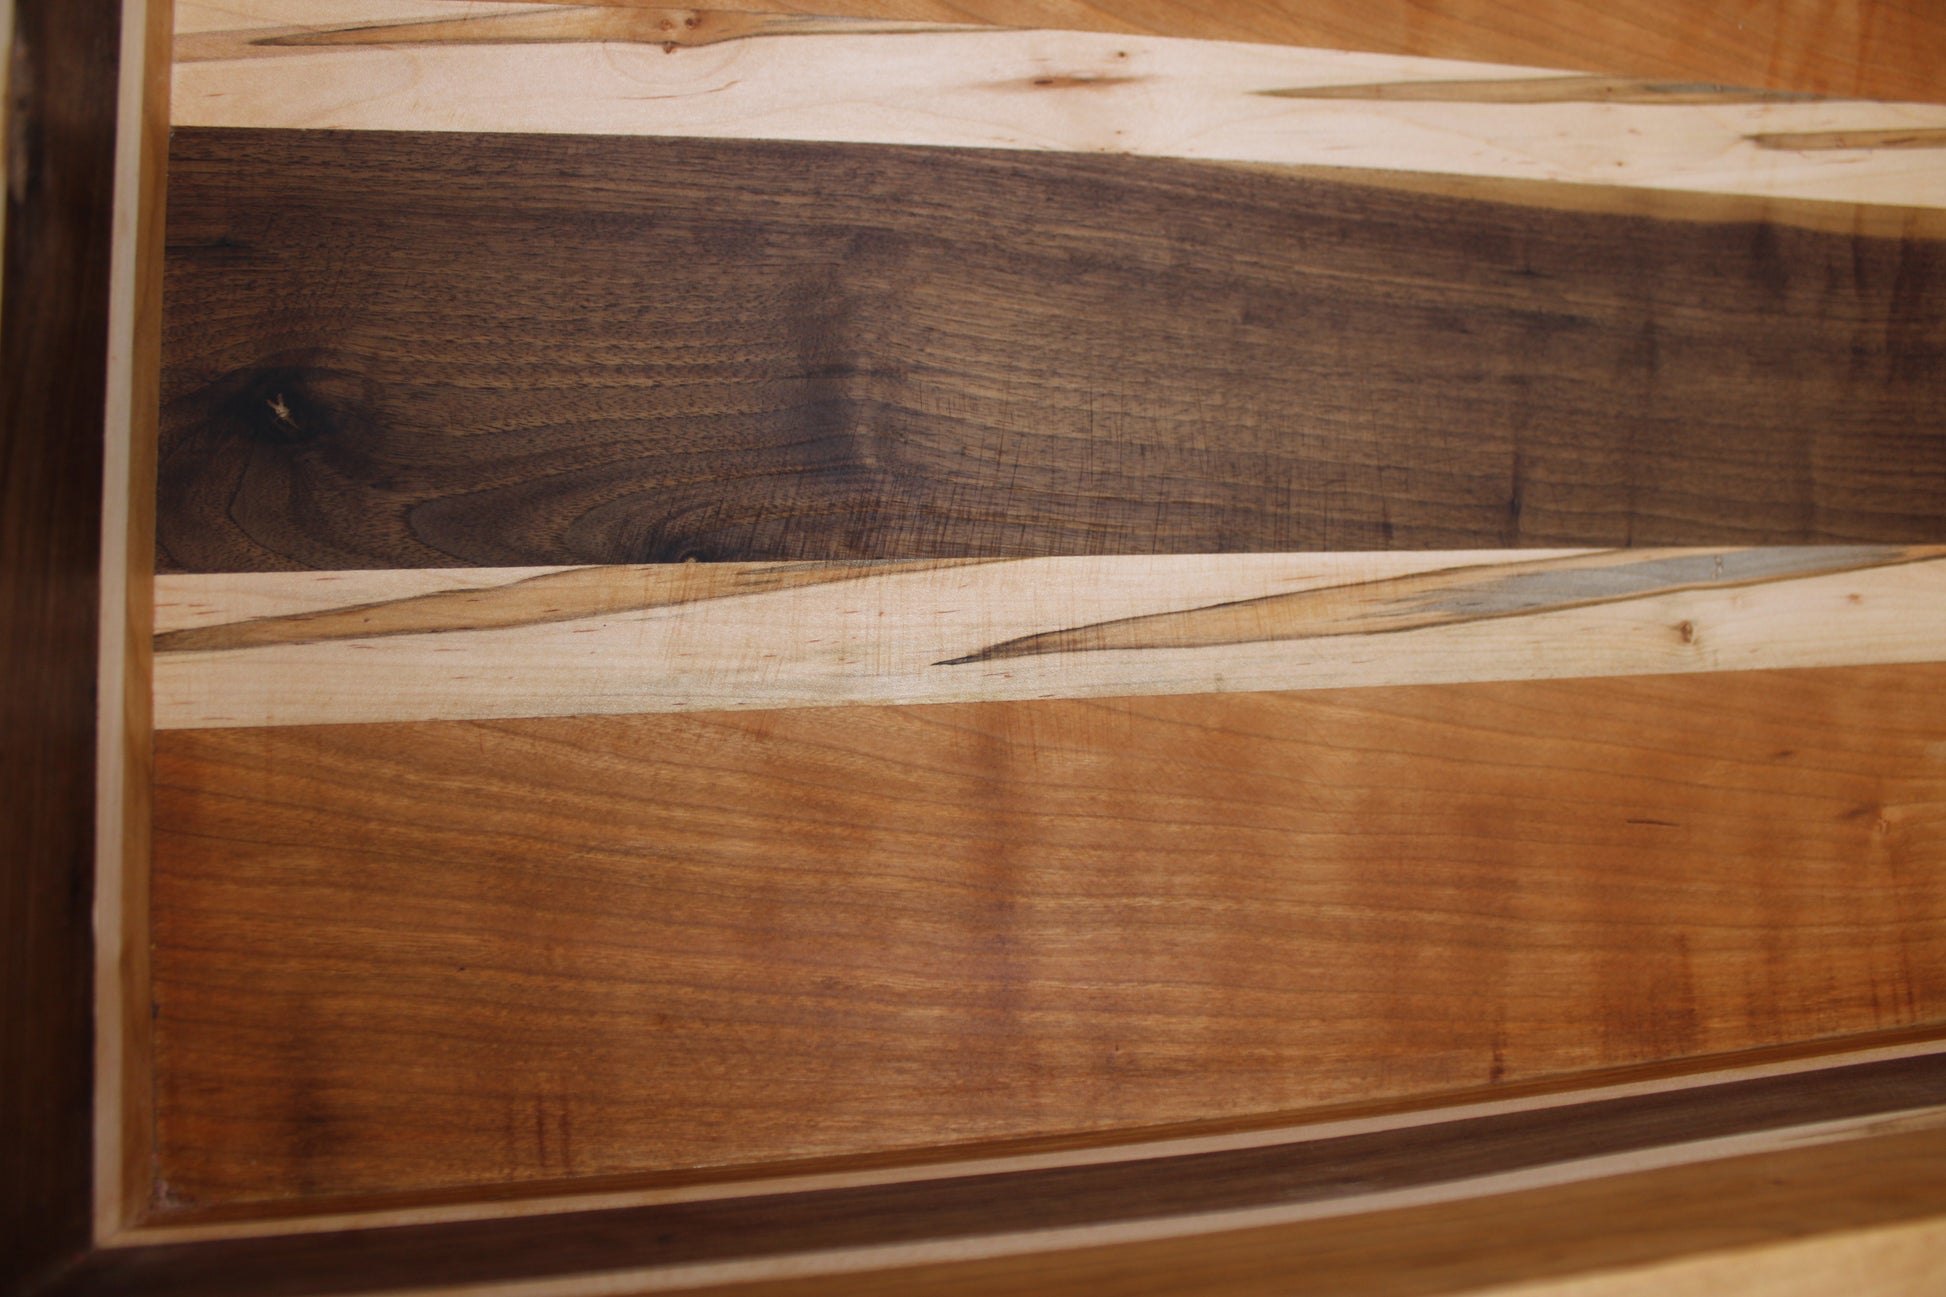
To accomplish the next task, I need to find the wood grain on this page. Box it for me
[384,0,1946,109]
[26,0,1946,1291]
[114,1030,1946,1240]
[0,0,124,1285]
[699,1122,1946,1297]
[169,4,1946,209]
[159,129,1946,570]
[96,0,170,1241]
[151,547,1946,727]
[51,1060,1946,1292]
[152,663,1946,1211]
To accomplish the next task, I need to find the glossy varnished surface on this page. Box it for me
[158,129,1946,569]
[152,665,1946,1210]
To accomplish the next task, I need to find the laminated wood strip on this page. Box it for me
[672,1122,1946,1297]
[152,547,1946,728]
[152,664,1946,1210]
[158,130,1946,570]
[370,0,1946,108]
[69,1062,1946,1291]
[169,4,1946,209]
[96,0,173,1242]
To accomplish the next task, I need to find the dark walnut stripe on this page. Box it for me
[0,0,124,1288]
[158,130,1946,571]
[150,664,1946,1211]
[77,1056,1946,1295]
[672,1122,1946,1297]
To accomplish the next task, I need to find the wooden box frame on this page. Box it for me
[7,2,1946,1293]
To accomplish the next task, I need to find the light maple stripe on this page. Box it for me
[171,1,1946,208]
[153,546,1946,729]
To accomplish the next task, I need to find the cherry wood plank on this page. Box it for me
[158,129,1946,571]
[69,1058,1946,1293]
[152,664,1946,1212]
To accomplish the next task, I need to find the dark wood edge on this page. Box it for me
[0,0,123,1291]
[708,1119,1946,1297]
[41,1053,1946,1297]
[135,1021,1946,1232]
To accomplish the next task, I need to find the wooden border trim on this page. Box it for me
[702,1121,1946,1297]
[113,1028,1946,1242]
[0,0,124,1289]
[121,1020,1946,1230]
[93,0,169,1243]
[51,1053,1946,1296]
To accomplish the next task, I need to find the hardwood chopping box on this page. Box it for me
[7,2,1946,1294]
